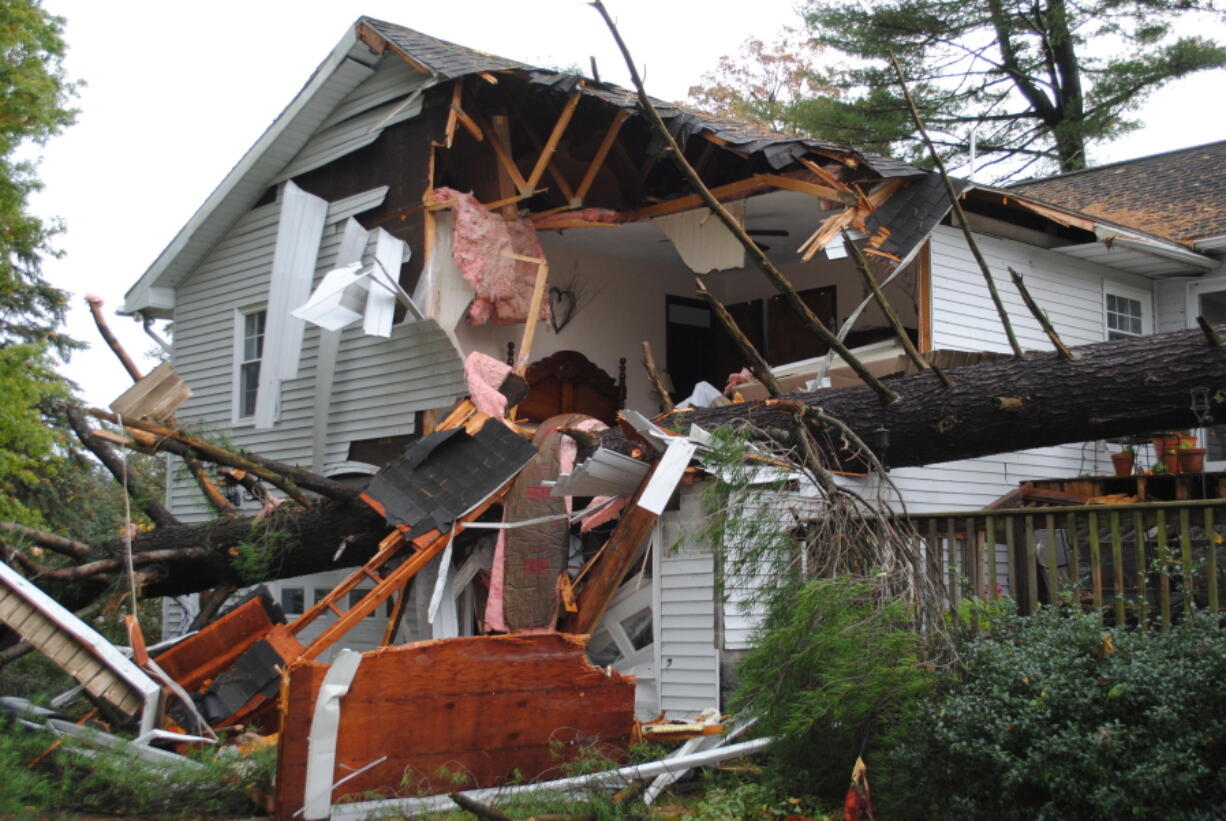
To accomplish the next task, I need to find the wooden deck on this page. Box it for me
[904,497,1226,627]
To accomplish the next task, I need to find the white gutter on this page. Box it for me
[1194,234,1226,255]
[1099,230,1219,272]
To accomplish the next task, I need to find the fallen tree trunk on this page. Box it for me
[9,324,1225,602]
[632,324,1226,469]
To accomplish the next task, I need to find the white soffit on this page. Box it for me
[1054,242,1213,277]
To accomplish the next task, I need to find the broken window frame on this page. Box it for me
[233,306,268,423]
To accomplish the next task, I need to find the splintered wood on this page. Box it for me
[274,633,636,818]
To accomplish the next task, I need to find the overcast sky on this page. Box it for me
[29,0,1226,406]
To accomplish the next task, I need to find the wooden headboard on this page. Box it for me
[513,349,627,426]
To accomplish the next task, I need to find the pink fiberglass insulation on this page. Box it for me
[436,186,553,326]
[464,351,513,418]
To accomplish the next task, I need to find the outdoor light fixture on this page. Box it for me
[1191,386,1214,426]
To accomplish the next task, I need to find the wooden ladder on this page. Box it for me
[288,482,511,662]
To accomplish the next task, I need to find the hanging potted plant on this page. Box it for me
[1179,438,1207,473]
[1110,446,1135,477]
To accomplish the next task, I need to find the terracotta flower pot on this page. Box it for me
[1153,433,1178,458]
[1179,433,1199,450]
[1163,450,1181,474]
[1111,451,1135,477]
[1180,447,1206,474]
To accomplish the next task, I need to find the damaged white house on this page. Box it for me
[120,18,1226,717]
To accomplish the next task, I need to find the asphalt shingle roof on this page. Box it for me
[1011,140,1226,245]
[361,17,924,178]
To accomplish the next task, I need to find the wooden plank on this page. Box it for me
[273,634,635,819]
[1066,510,1081,605]
[442,81,462,148]
[1181,507,1194,617]
[153,595,277,691]
[947,517,959,620]
[1089,510,1103,617]
[796,156,855,193]
[986,516,997,601]
[485,113,528,205]
[1045,512,1059,607]
[1020,515,1037,613]
[799,208,856,261]
[302,490,511,662]
[571,468,661,635]
[916,242,932,353]
[627,175,769,221]
[525,90,581,194]
[573,108,630,206]
[1134,510,1148,627]
[1110,512,1126,625]
[1005,516,1016,600]
[755,173,857,205]
[1157,508,1172,628]
[1208,508,1219,612]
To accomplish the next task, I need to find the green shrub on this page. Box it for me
[731,577,935,803]
[888,607,1226,819]
[0,724,275,817]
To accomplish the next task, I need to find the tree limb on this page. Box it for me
[0,522,92,561]
[63,403,180,528]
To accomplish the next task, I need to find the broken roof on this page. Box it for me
[1011,140,1226,247]
[122,17,1217,316]
[122,17,927,315]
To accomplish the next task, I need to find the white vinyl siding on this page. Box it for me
[884,225,1157,512]
[169,200,466,525]
[656,487,720,716]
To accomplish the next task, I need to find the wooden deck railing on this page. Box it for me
[902,499,1226,626]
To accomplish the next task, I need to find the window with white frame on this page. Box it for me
[1105,293,1143,340]
[236,309,266,419]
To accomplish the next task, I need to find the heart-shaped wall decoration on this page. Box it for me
[549,286,576,333]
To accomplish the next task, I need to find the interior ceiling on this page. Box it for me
[538,190,838,268]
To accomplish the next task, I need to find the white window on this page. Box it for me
[235,308,266,420]
[1105,293,1143,340]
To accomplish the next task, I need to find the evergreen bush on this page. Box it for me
[888,607,1226,819]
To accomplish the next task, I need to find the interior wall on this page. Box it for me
[704,250,918,333]
[450,239,697,415]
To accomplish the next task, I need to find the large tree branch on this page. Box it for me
[87,409,357,504]
[0,522,92,561]
[64,403,179,528]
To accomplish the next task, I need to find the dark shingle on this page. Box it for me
[360,18,926,178]
[363,421,537,538]
[1011,140,1226,244]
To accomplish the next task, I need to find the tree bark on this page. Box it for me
[617,324,1226,470]
[14,324,1226,602]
